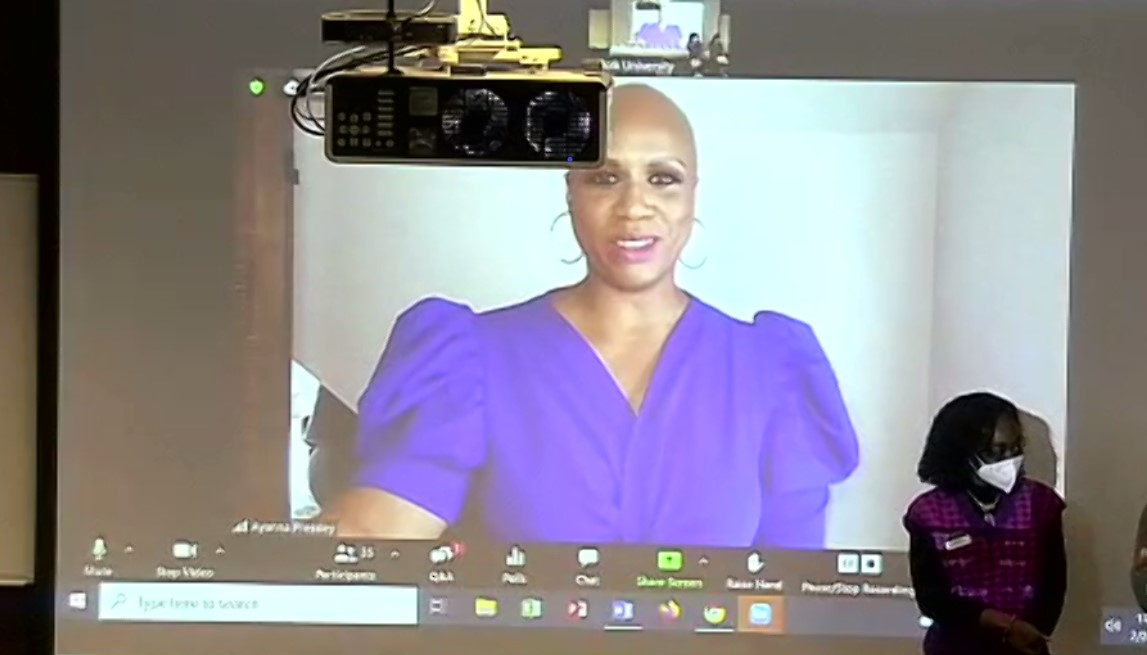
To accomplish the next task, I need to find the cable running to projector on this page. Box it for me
[291,0,436,137]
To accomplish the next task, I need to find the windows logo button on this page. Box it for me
[749,602,773,626]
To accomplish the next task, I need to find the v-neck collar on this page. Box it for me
[537,292,700,420]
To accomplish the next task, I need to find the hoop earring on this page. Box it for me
[550,211,585,265]
[679,217,708,270]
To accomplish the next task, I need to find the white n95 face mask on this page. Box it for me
[976,455,1023,494]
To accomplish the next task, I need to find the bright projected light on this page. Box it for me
[58,9,1088,653]
[55,71,1076,652]
[55,73,1073,651]
[58,75,1068,644]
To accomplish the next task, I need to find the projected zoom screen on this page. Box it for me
[284,79,1072,632]
[61,77,1075,647]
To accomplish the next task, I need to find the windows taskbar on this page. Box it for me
[61,582,930,639]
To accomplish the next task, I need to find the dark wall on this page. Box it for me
[0,0,58,654]
[0,590,34,654]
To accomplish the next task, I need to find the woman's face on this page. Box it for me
[565,88,697,293]
[977,416,1024,464]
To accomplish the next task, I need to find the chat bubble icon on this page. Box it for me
[577,547,600,568]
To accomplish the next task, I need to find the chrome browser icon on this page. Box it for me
[703,605,727,626]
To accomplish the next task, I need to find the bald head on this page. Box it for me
[608,84,697,170]
[564,84,699,294]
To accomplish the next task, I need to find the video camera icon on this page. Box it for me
[172,541,199,560]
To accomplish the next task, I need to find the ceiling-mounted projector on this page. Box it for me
[308,2,612,167]
[324,68,609,168]
[635,0,662,10]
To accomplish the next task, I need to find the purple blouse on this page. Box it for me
[355,293,860,548]
[636,23,684,50]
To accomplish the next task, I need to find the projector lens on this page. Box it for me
[441,88,510,157]
[525,92,593,160]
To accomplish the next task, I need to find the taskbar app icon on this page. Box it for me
[611,600,635,622]
[703,604,729,626]
[736,596,786,634]
[475,597,499,618]
[568,599,590,620]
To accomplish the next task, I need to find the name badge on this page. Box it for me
[944,534,973,551]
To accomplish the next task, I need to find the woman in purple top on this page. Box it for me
[635,13,684,50]
[905,393,1067,655]
[331,84,860,548]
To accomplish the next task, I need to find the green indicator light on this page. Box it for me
[248,78,267,97]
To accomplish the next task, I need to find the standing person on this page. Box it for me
[707,34,729,76]
[686,32,705,76]
[905,392,1067,655]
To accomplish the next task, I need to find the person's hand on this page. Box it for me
[981,611,1047,655]
[1005,619,1048,655]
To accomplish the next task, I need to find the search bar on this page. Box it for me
[97,582,419,625]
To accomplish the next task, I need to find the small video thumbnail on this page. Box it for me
[588,0,732,77]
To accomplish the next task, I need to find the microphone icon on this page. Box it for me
[91,537,109,562]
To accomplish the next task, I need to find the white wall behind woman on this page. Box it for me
[929,84,1074,492]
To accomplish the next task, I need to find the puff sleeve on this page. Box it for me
[353,298,486,526]
[754,312,860,547]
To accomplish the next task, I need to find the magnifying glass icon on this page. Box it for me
[111,594,126,609]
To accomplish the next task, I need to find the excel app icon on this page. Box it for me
[657,550,684,572]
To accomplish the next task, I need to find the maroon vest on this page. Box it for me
[906,479,1064,654]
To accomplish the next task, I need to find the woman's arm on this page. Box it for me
[328,488,447,539]
[907,518,1051,655]
[1025,513,1067,636]
[332,298,485,539]
[908,528,990,628]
